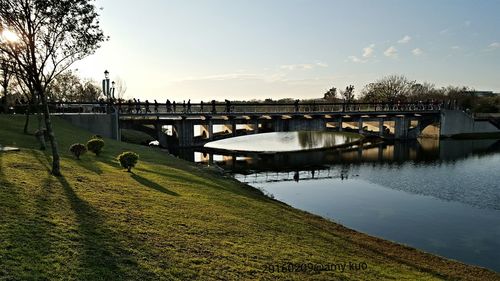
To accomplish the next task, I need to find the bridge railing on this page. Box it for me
[1,101,446,115]
[115,101,444,115]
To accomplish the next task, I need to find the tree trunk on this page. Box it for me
[38,88,61,176]
[2,82,8,114]
[33,94,46,149]
[23,105,30,134]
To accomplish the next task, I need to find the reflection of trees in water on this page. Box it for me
[296,131,356,149]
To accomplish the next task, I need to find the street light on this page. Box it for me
[102,70,110,100]
[111,81,116,99]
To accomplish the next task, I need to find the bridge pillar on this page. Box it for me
[273,116,285,132]
[338,117,343,132]
[208,153,214,165]
[394,117,410,139]
[208,119,214,140]
[408,119,422,139]
[379,120,384,137]
[250,116,259,134]
[229,117,237,136]
[358,119,364,134]
[202,116,214,140]
[175,118,195,147]
[313,116,327,131]
[208,121,214,140]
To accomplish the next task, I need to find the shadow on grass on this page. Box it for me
[137,167,267,201]
[27,150,158,280]
[131,173,179,196]
[0,153,52,279]
[74,156,103,175]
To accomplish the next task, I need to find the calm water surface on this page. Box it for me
[204,131,361,152]
[184,133,500,272]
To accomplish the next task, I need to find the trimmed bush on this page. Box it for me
[87,138,105,156]
[91,134,103,139]
[69,143,87,160]
[117,151,139,172]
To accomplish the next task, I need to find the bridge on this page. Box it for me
[32,101,500,148]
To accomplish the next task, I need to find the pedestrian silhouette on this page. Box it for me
[166,99,171,113]
[211,100,216,114]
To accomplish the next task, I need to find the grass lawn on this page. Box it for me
[0,115,498,280]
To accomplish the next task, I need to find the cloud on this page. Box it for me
[175,73,263,82]
[488,42,500,49]
[280,62,328,70]
[451,46,461,50]
[412,48,423,56]
[347,56,365,63]
[397,35,411,44]
[314,62,329,68]
[384,46,398,58]
[465,20,471,27]
[362,44,375,58]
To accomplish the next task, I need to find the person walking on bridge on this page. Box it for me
[127,99,132,114]
[182,100,186,113]
[225,99,231,113]
[294,99,299,112]
[154,99,159,113]
[173,101,177,113]
[211,100,216,114]
[166,99,171,113]
[136,99,141,114]
[145,100,151,113]
[187,99,192,113]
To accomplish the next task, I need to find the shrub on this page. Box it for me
[69,143,87,160]
[87,138,105,156]
[91,134,103,139]
[117,151,139,172]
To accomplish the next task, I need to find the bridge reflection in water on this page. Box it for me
[174,138,500,184]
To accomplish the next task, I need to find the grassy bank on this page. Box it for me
[0,115,498,280]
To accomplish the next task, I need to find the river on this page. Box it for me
[175,133,500,272]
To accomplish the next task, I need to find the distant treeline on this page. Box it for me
[234,75,500,113]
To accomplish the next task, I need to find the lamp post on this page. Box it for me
[102,70,110,100]
[111,81,116,99]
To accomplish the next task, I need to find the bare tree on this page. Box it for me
[113,77,127,100]
[341,85,355,102]
[0,0,106,176]
[0,56,13,113]
[360,75,414,102]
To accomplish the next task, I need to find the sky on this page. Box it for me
[73,0,500,101]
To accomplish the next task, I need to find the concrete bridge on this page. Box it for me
[51,101,500,148]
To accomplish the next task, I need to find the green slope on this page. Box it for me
[0,115,498,280]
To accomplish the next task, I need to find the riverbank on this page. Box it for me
[0,115,498,280]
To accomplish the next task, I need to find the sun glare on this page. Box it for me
[1,29,20,42]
